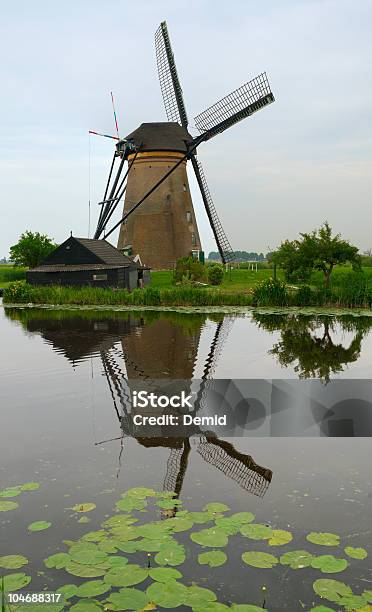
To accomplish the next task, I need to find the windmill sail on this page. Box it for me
[155,21,188,128]
[194,73,274,140]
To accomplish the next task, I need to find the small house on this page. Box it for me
[26,236,150,289]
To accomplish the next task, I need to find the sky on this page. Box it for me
[0,0,371,258]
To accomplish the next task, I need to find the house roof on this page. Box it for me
[123,122,193,153]
[72,237,136,266]
[29,263,131,272]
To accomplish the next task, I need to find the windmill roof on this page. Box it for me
[123,122,193,153]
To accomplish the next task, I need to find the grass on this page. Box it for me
[0,264,26,289]
[151,268,279,291]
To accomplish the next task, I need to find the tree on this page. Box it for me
[10,231,57,268]
[273,222,361,288]
[207,264,223,285]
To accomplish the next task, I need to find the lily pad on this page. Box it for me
[198,550,227,567]
[0,487,22,498]
[242,551,278,569]
[70,601,102,612]
[164,517,194,532]
[156,498,183,509]
[0,554,28,569]
[65,561,107,578]
[309,607,335,612]
[107,588,149,611]
[107,555,129,568]
[229,512,255,524]
[344,546,368,560]
[75,579,110,597]
[155,543,186,566]
[149,567,182,582]
[188,511,214,524]
[81,530,107,543]
[338,595,369,609]
[240,523,273,540]
[28,521,51,532]
[125,487,156,498]
[186,585,217,607]
[104,564,148,587]
[69,543,108,566]
[192,603,230,611]
[147,580,188,608]
[72,503,96,513]
[214,517,242,535]
[280,550,314,569]
[78,516,91,524]
[311,555,348,574]
[137,538,170,552]
[3,572,31,591]
[56,584,78,599]
[203,502,230,513]
[268,529,293,546]
[230,606,266,612]
[0,500,18,512]
[307,532,340,547]
[190,527,228,548]
[313,578,352,603]
[21,482,40,491]
[116,496,146,512]
[44,552,71,569]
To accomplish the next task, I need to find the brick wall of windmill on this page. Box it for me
[117,151,202,270]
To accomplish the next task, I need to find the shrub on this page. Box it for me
[173,257,205,284]
[207,264,223,286]
[252,278,288,306]
[295,285,312,306]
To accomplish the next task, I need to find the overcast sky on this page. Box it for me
[1,0,371,258]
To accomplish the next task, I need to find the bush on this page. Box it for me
[252,278,288,306]
[207,264,223,286]
[173,257,206,284]
[295,285,312,306]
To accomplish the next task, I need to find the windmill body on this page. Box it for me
[117,122,202,269]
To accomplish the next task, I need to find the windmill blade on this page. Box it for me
[155,21,188,127]
[194,72,274,140]
[190,155,235,264]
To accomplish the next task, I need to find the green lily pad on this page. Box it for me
[102,514,137,528]
[186,585,217,607]
[229,512,255,524]
[44,552,71,569]
[81,530,107,543]
[242,551,278,569]
[104,563,148,587]
[69,543,108,566]
[280,550,314,569]
[107,588,149,610]
[56,584,78,599]
[344,546,368,560]
[190,527,228,548]
[28,521,51,532]
[0,554,28,569]
[116,496,146,512]
[107,555,129,568]
[363,589,372,603]
[3,572,31,591]
[188,511,214,524]
[240,523,273,540]
[98,539,119,553]
[198,550,227,567]
[78,516,91,524]
[307,532,340,547]
[268,529,293,546]
[155,543,186,566]
[0,500,18,512]
[230,606,266,612]
[137,538,170,552]
[75,579,110,597]
[203,502,230,513]
[338,595,369,609]
[147,580,188,608]
[309,607,335,612]
[156,498,183,509]
[125,487,156,498]
[15,605,65,611]
[20,482,40,491]
[109,525,138,541]
[115,541,140,554]
[70,601,102,612]
[192,603,230,611]
[0,487,22,498]
[136,522,171,540]
[149,567,183,582]
[72,503,96,513]
[214,517,242,535]
[313,578,352,603]
[164,517,194,532]
[65,561,107,578]
[311,555,348,574]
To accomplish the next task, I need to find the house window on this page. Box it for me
[186,211,192,223]
[191,233,196,246]
[93,274,108,281]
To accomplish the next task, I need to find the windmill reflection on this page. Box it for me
[5,308,273,501]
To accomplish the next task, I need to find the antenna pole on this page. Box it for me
[110,91,120,140]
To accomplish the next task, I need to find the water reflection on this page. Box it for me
[5,308,273,500]
[252,313,372,382]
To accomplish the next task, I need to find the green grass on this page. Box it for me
[0,264,26,289]
[150,268,279,292]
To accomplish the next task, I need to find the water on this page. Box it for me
[1,305,372,610]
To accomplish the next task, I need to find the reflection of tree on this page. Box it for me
[253,314,372,383]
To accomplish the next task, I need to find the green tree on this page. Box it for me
[10,231,57,268]
[274,222,360,288]
[207,264,223,285]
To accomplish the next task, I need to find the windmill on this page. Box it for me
[94,21,275,269]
